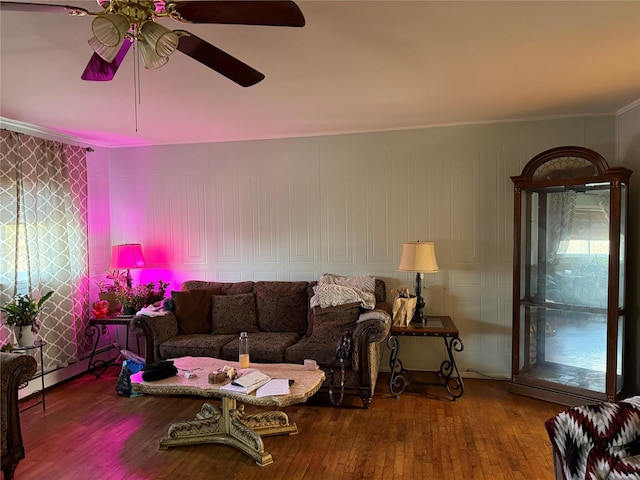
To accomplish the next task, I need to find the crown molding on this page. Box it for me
[617,98,640,116]
[0,117,96,149]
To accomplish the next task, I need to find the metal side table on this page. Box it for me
[387,315,464,400]
[14,340,47,411]
[85,315,138,377]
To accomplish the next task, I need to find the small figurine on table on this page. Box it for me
[91,300,110,319]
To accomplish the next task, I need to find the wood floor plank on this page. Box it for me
[12,370,565,479]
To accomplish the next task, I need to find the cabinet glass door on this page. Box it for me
[518,185,613,395]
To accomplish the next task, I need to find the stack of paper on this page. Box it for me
[256,379,291,397]
[220,370,271,394]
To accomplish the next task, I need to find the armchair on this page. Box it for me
[1,352,37,480]
[545,396,640,480]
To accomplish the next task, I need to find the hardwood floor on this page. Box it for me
[14,370,564,480]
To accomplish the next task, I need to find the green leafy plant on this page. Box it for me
[1,291,54,332]
[96,269,127,294]
[116,281,169,312]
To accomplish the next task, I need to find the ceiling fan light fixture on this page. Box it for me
[91,13,130,47]
[139,39,169,70]
[140,21,179,58]
[88,35,125,63]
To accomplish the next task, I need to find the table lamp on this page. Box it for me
[110,243,145,288]
[397,241,439,324]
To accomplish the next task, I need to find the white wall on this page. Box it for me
[106,115,617,378]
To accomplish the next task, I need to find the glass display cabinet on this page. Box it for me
[509,146,632,405]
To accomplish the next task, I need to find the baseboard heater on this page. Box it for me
[18,341,120,399]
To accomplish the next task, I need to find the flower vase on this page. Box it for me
[14,325,36,347]
[123,306,136,316]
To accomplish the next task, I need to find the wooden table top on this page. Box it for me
[89,315,134,325]
[130,356,325,408]
[390,315,459,337]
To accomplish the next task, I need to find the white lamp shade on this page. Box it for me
[398,241,439,273]
[91,13,129,47]
[139,39,170,69]
[88,36,123,63]
[110,243,145,270]
[141,21,179,57]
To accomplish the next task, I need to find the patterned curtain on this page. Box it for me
[0,129,91,371]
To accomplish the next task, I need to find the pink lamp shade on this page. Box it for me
[110,243,145,270]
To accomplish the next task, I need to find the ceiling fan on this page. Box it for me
[0,0,305,87]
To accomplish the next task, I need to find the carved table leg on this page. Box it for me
[85,323,108,378]
[159,398,298,467]
[439,337,465,400]
[241,409,298,437]
[387,335,408,398]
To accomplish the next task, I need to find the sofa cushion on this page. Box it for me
[254,281,310,334]
[158,334,236,359]
[171,290,213,334]
[181,280,254,295]
[211,293,260,335]
[306,302,360,337]
[284,336,341,367]
[307,303,361,344]
[220,332,300,363]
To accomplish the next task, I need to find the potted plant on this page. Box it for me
[96,269,127,314]
[1,291,53,347]
[116,280,169,315]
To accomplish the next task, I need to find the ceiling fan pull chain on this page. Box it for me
[133,38,140,133]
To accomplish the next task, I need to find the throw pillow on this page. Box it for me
[254,281,309,334]
[171,289,213,334]
[306,302,360,337]
[307,304,361,345]
[211,293,260,335]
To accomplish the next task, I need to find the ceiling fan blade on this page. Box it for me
[169,1,305,27]
[81,40,132,82]
[0,1,88,15]
[176,31,265,87]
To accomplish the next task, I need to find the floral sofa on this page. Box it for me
[545,396,640,480]
[132,275,391,407]
[1,352,37,480]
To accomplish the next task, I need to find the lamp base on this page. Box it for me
[411,272,426,325]
[410,299,426,324]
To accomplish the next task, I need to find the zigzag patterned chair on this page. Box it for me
[545,396,640,480]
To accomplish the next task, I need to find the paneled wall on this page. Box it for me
[106,115,617,378]
[617,101,640,392]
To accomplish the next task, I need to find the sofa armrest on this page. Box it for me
[131,312,179,364]
[351,311,391,376]
[375,301,392,315]
[1,352,37,471]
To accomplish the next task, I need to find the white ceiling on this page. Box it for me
[1,0,639,148]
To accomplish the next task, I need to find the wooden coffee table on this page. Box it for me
[130,356,325,467]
